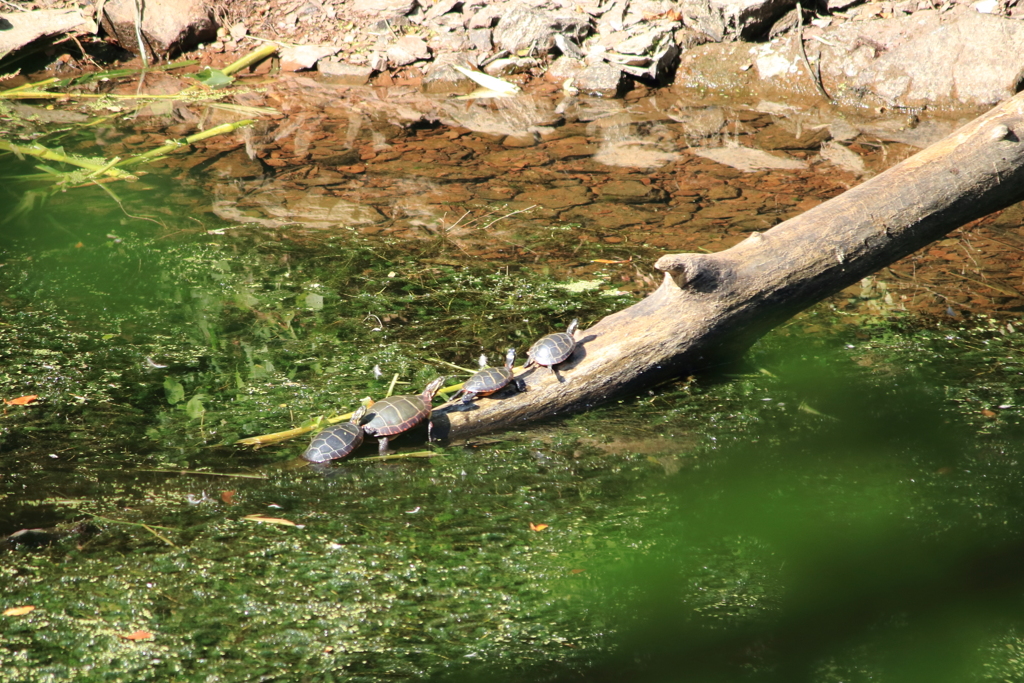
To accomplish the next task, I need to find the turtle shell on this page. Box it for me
[463,365,513,397]
[527,319,579,368]
[363,395,430,437]
[303,405,367,462]
[303,422,364,462]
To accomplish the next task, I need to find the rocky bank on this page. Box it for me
[2,0,1023,110]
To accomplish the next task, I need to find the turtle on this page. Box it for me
[523,319,579,375]
[363,376,446,455]
[302,405,367,463]
[453,348,518,404]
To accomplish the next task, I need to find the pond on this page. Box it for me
[3,77,1024,682]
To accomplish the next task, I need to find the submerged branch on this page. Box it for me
[0,139,136,179]
[117,119,256,167]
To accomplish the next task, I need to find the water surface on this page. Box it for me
[3,81,1024,681]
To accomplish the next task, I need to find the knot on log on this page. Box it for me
[654,253,725,292]
[989,120,1021,143]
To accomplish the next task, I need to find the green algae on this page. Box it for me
[8,299,1024,681]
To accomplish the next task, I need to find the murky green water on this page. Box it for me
[5,97,1024,683]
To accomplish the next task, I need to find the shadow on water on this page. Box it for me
[3,83,1024,681]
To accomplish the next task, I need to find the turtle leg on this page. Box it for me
[377,436,392,456]
[460,391,478,404]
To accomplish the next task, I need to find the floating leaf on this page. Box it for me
[4,395,38,406]
[163,378,185,405]
[529,522,548,532]
[194,67,234,89]
[243,514,299,527]
[119,630,154,641]
[185,394,206,420]
[3,605,35,616]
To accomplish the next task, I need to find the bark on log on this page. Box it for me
[430,91,1024,442]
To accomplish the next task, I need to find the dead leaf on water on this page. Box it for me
[119,630,154,641]
[4,395,38,406]
[529,522,548,532]
[3,605,35,616]
[243,514,301,527]
[221,490,236,505]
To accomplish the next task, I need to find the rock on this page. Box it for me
[352,0,418,17]
[708,0,795,40]
[466,5,501,29]
[0,9,96,56]
[690,146,807,172]
[468,28,493,52]
[598,0,627,33]
[483,57,539,76]
[206,149,265,179]
[387,35,431,66]
[369,159,497,181]
[752,121,831,150]
[213,194,386,229]
[545,56,587,83]
[820,141,869,177]
[429,31,470,53]
[423,53,478,93]
[561,202,656,229]
[674,26,713,50]
[439,95,562,135]
[680,0,727,42]
[280,45,338,71]
[513,185,592,208]
[424,0,461,21]
[503,132,538,147]
[594,141,679,168]
[605,52,652,67]
[596,180,668,203]
[6,102,89,124]
[575,62,627,97]
[545,136,598,159]
[274,196,386,227]
[615,27,668,55]
[318,60,375,84]
[101,0,215,56]
[492,4,591,55]
[554,33,585,59]
[816,10,1024,109]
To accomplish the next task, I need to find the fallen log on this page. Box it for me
[430,90,1024,442]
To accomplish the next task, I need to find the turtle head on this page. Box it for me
[566,318,579,336]
[349,404,368,424]
[504,348,516,369]
[421,376,447,402]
